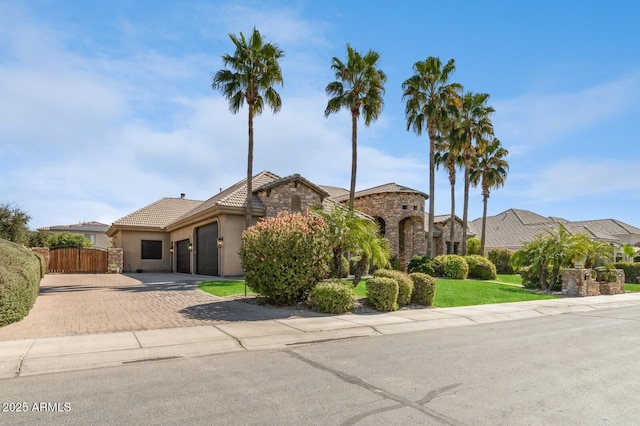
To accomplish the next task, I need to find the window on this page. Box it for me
[141,240,162,259]
[84,234,96,245]
[291,195,301,212]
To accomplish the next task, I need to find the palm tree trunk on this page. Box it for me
[480,189,488,255]
[427,125,436,258]
[246,107,254,229]
[349,113,358,211]
[461,160,470,255]
[448,166,456,254]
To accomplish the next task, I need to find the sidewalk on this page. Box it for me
[3,292,640,378]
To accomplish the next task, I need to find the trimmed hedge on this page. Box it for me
[373,269,413,306]
[407,255,439,276]
[240,212,330,305]
[366,276,398,311]
[410,272,436,306]
[488,248,514,274]
[308,280,355,314]
[0,238,41,326]
[434,254,469,279]
[615,262,640,283]
[465,255,497,280]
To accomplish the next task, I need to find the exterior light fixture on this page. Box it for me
[169,242,174,254]
[188,241,193,251]
[217,237,224,248]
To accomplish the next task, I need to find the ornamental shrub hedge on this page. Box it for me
[366,276,398,311]
[407,255,440,277]
[0,238,42,326]
[434,254,469,280]
[308,280,355,314]
[373,269,413,306]
[615,262,640,283]
[240,212,330,305]
[410,272,436,306]
[488,248,514,274]
[464,255,497,280]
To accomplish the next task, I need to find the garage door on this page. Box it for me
[196,222,218,276]
[176,239,191,273]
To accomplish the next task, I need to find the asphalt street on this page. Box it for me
[2,304,639,425]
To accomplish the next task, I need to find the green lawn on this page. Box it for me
[200,275,556,307]
[199,280,253,297]
[625,283,640,292]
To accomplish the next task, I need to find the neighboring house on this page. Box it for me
[468,208,640,256]
[107,171,431,276]
[38,221,112,249]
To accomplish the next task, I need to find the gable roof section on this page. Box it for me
[167,171,280,229]
[256,173,330,198]
[332,182,428,202]
[319,185,349,199]
[108,197,203,236]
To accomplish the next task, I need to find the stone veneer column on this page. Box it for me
[108,248,124,273]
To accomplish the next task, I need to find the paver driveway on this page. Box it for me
[0,273,323,341]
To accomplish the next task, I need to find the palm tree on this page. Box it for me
[402,57,461,258]
[325,45,386,211]
[434,131,464,254]
[456,91,494,255]
[470,137,508,255]
[212,28,284,228]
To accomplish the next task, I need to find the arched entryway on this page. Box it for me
[196,222,219,276]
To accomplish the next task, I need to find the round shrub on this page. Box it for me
[434,254,469,280]
[308,280,355,314]
[466,237,482,255]
[240,212,330,305]
[407,255,440,277]
[366,276,398,311]
[373,269,413,306]
[488,248,514,274]
[519,266,539,289]
[410,272,436,306]
[464,255,497,280]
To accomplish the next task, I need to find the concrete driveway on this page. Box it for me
[0,273,325,341]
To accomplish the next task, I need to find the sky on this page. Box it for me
[1,0,639,230]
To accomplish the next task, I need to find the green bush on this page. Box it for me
[465,255,497,280]
[240,212,330,305]
[308,280,355,314]
[373,269,413,306]
[47,232,91,248]
[488,248,514,274]
[33,251,46,278]
[434,254,469,279]
[389,255,402,271]
[466,237,482,255]
[366,276,398,311]
[0,238,42,326]
[410,272,436,306]
[407,255,440,276]
[519,266,538,289]
[615,262,640,283]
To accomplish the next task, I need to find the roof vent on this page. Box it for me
[180,193,185,199]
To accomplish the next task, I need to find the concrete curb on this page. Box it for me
[3,292,640,377]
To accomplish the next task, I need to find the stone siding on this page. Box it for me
[434,219,465,255]
[108,248,124,273]
[352,192,426,266]
[257,182,325,218]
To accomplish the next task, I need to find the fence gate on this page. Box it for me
[49,247,109,273]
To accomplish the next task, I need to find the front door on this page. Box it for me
[176,239,191,273]
[196,222,218,275]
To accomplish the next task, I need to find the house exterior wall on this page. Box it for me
[256,182,324,217]
[434,219,465,255]
[352,192,426,265]
[113,230,171,272]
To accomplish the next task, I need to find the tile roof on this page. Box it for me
[112,197,203,229]
[319,185,349,199]
[256,173,330,197]
[39,221,109,233]
[332,182,428,202]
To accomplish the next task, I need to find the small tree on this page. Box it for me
[28,230,52,247]
[240,212,330,305]
[466,237,482,255]
[0,203,31,245]
[622,244,636,262]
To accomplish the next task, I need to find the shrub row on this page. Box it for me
[615,262,640,283]
[0,238,42,326]
[411,254,498,281]
[366,269,436,311]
